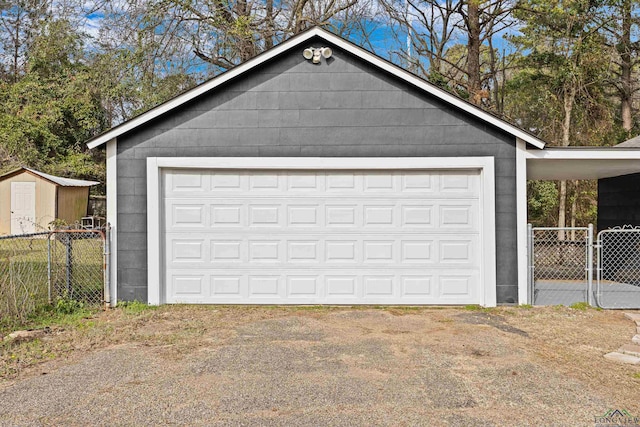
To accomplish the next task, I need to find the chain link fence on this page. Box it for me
[596,227,640,309]
[0,229,107,321]
[528,226,593,306]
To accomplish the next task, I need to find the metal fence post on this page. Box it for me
[104,223,111,309]
[596,229,603,306]
[527,223,533,305]
[64,233,73,298]
[47,234,52,304]
[587,223,594,306]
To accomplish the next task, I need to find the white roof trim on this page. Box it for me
[526,148,640,180]
[526,148,640,160]
[86,27,547,150]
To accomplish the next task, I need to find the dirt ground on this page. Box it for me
[0,305,639,426]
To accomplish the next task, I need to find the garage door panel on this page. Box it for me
[248,240,281,262]
[402,276,433,296]
[439,203,478,229]
[287,276,321,297]
[325,204,359,227]
[211,240,243,262]
[165,199,480,232]
[288,173,321,190]
[439,170,478,193]
[169,204,207,228]
[439,239,475,264]
[166,234,479,268]
[165,170,480,199]
[171,239,206,263]
[363,205,395,226]
[325,172,353,189]
[288,205,321,226]
[211,172,242,190]
[401,240,433,263]
[163,168,483,305]
[211,204,243,227]
[401,172,433,191]
[326,276,358,296]
[249,204,282,227]
[169,171,206,192]
[170,274,207,300]
[287,240,321,263]
[211,276,242,296]
[401,205,433,227]
[166,270,479,304]
[250,172,281,190]
[326,240,358,263]
[439,273,480,299]
[249,276,282,297]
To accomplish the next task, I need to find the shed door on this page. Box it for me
[10,182,36,234]
[163,169,483,304]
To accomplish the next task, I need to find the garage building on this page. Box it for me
[87,27,556,307]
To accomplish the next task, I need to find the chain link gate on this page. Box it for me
[0,227,110,320]
[528,225,594,306]
[47,229,107,306]
[596,226,640,309]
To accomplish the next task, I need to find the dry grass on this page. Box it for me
[1,305,639,425]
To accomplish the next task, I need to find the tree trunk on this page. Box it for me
[619,0,634,132]
[466,0,481,105]
[293,0,309,34]
[265,0,274,49]
[557,85,576,240]
[235,0,255,61]
[13,15,21,82]
[558,180,567,240]
[488,36,499,112]
[570,181,578,240]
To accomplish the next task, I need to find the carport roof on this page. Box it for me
[527,147,640,180]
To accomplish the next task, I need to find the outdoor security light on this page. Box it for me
[303,48,314,60]
[303,47,333,64]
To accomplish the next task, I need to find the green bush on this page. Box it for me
[55,298,84,315]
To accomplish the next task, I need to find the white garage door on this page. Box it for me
[163,168,483,304]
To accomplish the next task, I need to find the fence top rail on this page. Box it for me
[597,229,640,240]
[51,229,105,235]
[0,231,51,240]
[0,229,105,241]
[599,228,640,233]
[532,227,590,231]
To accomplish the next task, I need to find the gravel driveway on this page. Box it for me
[0,306,638,426]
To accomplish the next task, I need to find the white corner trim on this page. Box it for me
[147,157,161,305]
[516,139,529,304]
[146,157,498,307]
[480,157,497,307]
[86,27,546,150]
[106,138,118,307]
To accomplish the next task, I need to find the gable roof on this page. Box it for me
[0,167,100,187]
[86,26,547,150]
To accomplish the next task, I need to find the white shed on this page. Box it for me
[0,167,99,235]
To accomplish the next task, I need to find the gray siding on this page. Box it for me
[598,173,640,230]
[116,37,518,304]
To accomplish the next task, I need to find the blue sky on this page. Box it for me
[52,2,522,82]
